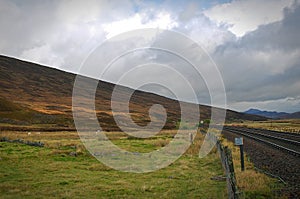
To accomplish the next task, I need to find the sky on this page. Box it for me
[0,0,300,113]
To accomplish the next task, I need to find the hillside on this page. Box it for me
[244,109,300,119]
[0,55,266,131]
[280,111,300,119]
[244,108,289,119]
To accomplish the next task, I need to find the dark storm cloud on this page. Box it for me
[213,2,300,111]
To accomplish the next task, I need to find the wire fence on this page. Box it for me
[216,139,243,199]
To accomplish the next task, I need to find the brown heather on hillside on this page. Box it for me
[0,55,266,131]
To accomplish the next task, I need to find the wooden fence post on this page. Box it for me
[216,140,242,199]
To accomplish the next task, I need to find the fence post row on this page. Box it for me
[216,140,241,199]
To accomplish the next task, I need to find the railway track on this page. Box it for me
[223,126,300,157]
[240,127,300,141]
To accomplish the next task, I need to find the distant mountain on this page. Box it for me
[0,55,266,131]
[244,108,300,119]
[282,111,300,119]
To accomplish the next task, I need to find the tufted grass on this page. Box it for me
[0,130,227,199]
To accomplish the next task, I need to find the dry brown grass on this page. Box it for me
[152,138,169,147]
[185,131,205,155]
[227,119,300,133]
[220,137,284,198]
[0,131,81,149]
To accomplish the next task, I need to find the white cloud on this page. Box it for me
[204,0,294,37]
[177,15,235,52]
[229,96,300,113]
[20,44,64,67]
[102,12,178,39]
[56,0,102,24]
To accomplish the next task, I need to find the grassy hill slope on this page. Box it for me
[0,55,266,131]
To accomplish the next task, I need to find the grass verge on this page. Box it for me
[220,137,286,199]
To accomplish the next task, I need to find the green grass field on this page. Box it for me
[0,130,227,199]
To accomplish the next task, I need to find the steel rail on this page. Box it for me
[224,127,300,146]
[224,128,300,157]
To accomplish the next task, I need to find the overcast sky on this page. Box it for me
[1,0,299,113]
